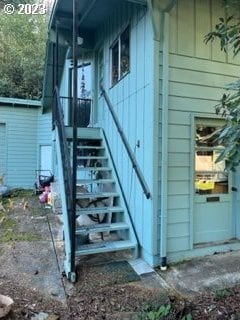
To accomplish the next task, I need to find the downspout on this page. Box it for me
[71,0,78,279]
[147,0,176,270]
[160,10,169,271]
[159,0,176,270]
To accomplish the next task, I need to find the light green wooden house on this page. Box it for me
[43,0,240,279]
[0,97,52,188]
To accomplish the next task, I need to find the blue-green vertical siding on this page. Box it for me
[95,2,155,264]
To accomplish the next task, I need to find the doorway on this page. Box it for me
[69,62,92,127]
[193,118,234,245]
[0,123,6,183]
[40,145,52,174]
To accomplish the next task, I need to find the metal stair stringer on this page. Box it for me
[54,126,76,282]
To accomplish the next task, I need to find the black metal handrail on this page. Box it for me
[52,87,75,264]
[59,96,93,127]
[100,83,151,199]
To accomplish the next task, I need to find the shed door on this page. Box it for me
[193,119,234,244]
[0,124,6,179]
[40,145,52,173]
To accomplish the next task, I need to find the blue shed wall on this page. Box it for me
[0,106,38,188]
[0,103,52,188]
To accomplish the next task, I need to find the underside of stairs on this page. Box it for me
[56,126,138,282]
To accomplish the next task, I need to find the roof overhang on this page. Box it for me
[42,0,147,110]
[49,0,147,46]
[0,97,42,108]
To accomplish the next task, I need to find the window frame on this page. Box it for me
[194,119,229,195]
[110,25,130,87]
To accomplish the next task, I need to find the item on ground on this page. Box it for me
[35,170,54,195]
[0,186,9,197]
[0,294,14,318]
[31,312,59,320]
[39,186,51,204]
[0,202,5,212]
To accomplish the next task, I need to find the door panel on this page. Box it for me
[40,145,52,172]
[194,195,232,243]
[0,124,6,180]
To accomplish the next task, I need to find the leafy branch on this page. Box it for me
[205,14,240,171]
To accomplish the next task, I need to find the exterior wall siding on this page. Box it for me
[95,3,155,262]
[0,106,39,188]
[159,0,240,261]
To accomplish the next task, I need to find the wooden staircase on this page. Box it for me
[57,127,138,281]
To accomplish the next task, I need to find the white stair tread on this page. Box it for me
[77,166,111,171]
[77,146,104,150]
[75,240,136,256]
[76,222,128,234]
[77,156,107,160]
[76,206,123,215]
[77,179,114,185]
[76,192,118,199]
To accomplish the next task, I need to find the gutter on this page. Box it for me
[0,97,42,108]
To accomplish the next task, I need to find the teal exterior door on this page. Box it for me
[193,118,234,245]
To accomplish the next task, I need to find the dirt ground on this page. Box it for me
[1,192,240,319]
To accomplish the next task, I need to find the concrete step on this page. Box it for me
[75,240,136,256]
[75,222,129,234]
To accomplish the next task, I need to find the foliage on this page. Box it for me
[221,0,240,10]
[144,303,171,320]
[181,314,192,320]
[205,9,240,171]
[205,16,240,56]
[214,288,232,300]
[0,2,48,99]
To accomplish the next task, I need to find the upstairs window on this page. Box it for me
[111,26,130,86]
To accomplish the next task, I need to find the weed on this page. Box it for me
[1,230,41,242]
[8,189,33,198]
[142,303,171,320]
[214,288,232,300]
[17,232,41,241]
[182,314,193,320]
[3,218,16,229]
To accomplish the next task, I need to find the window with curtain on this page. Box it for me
[110,26,130,86]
